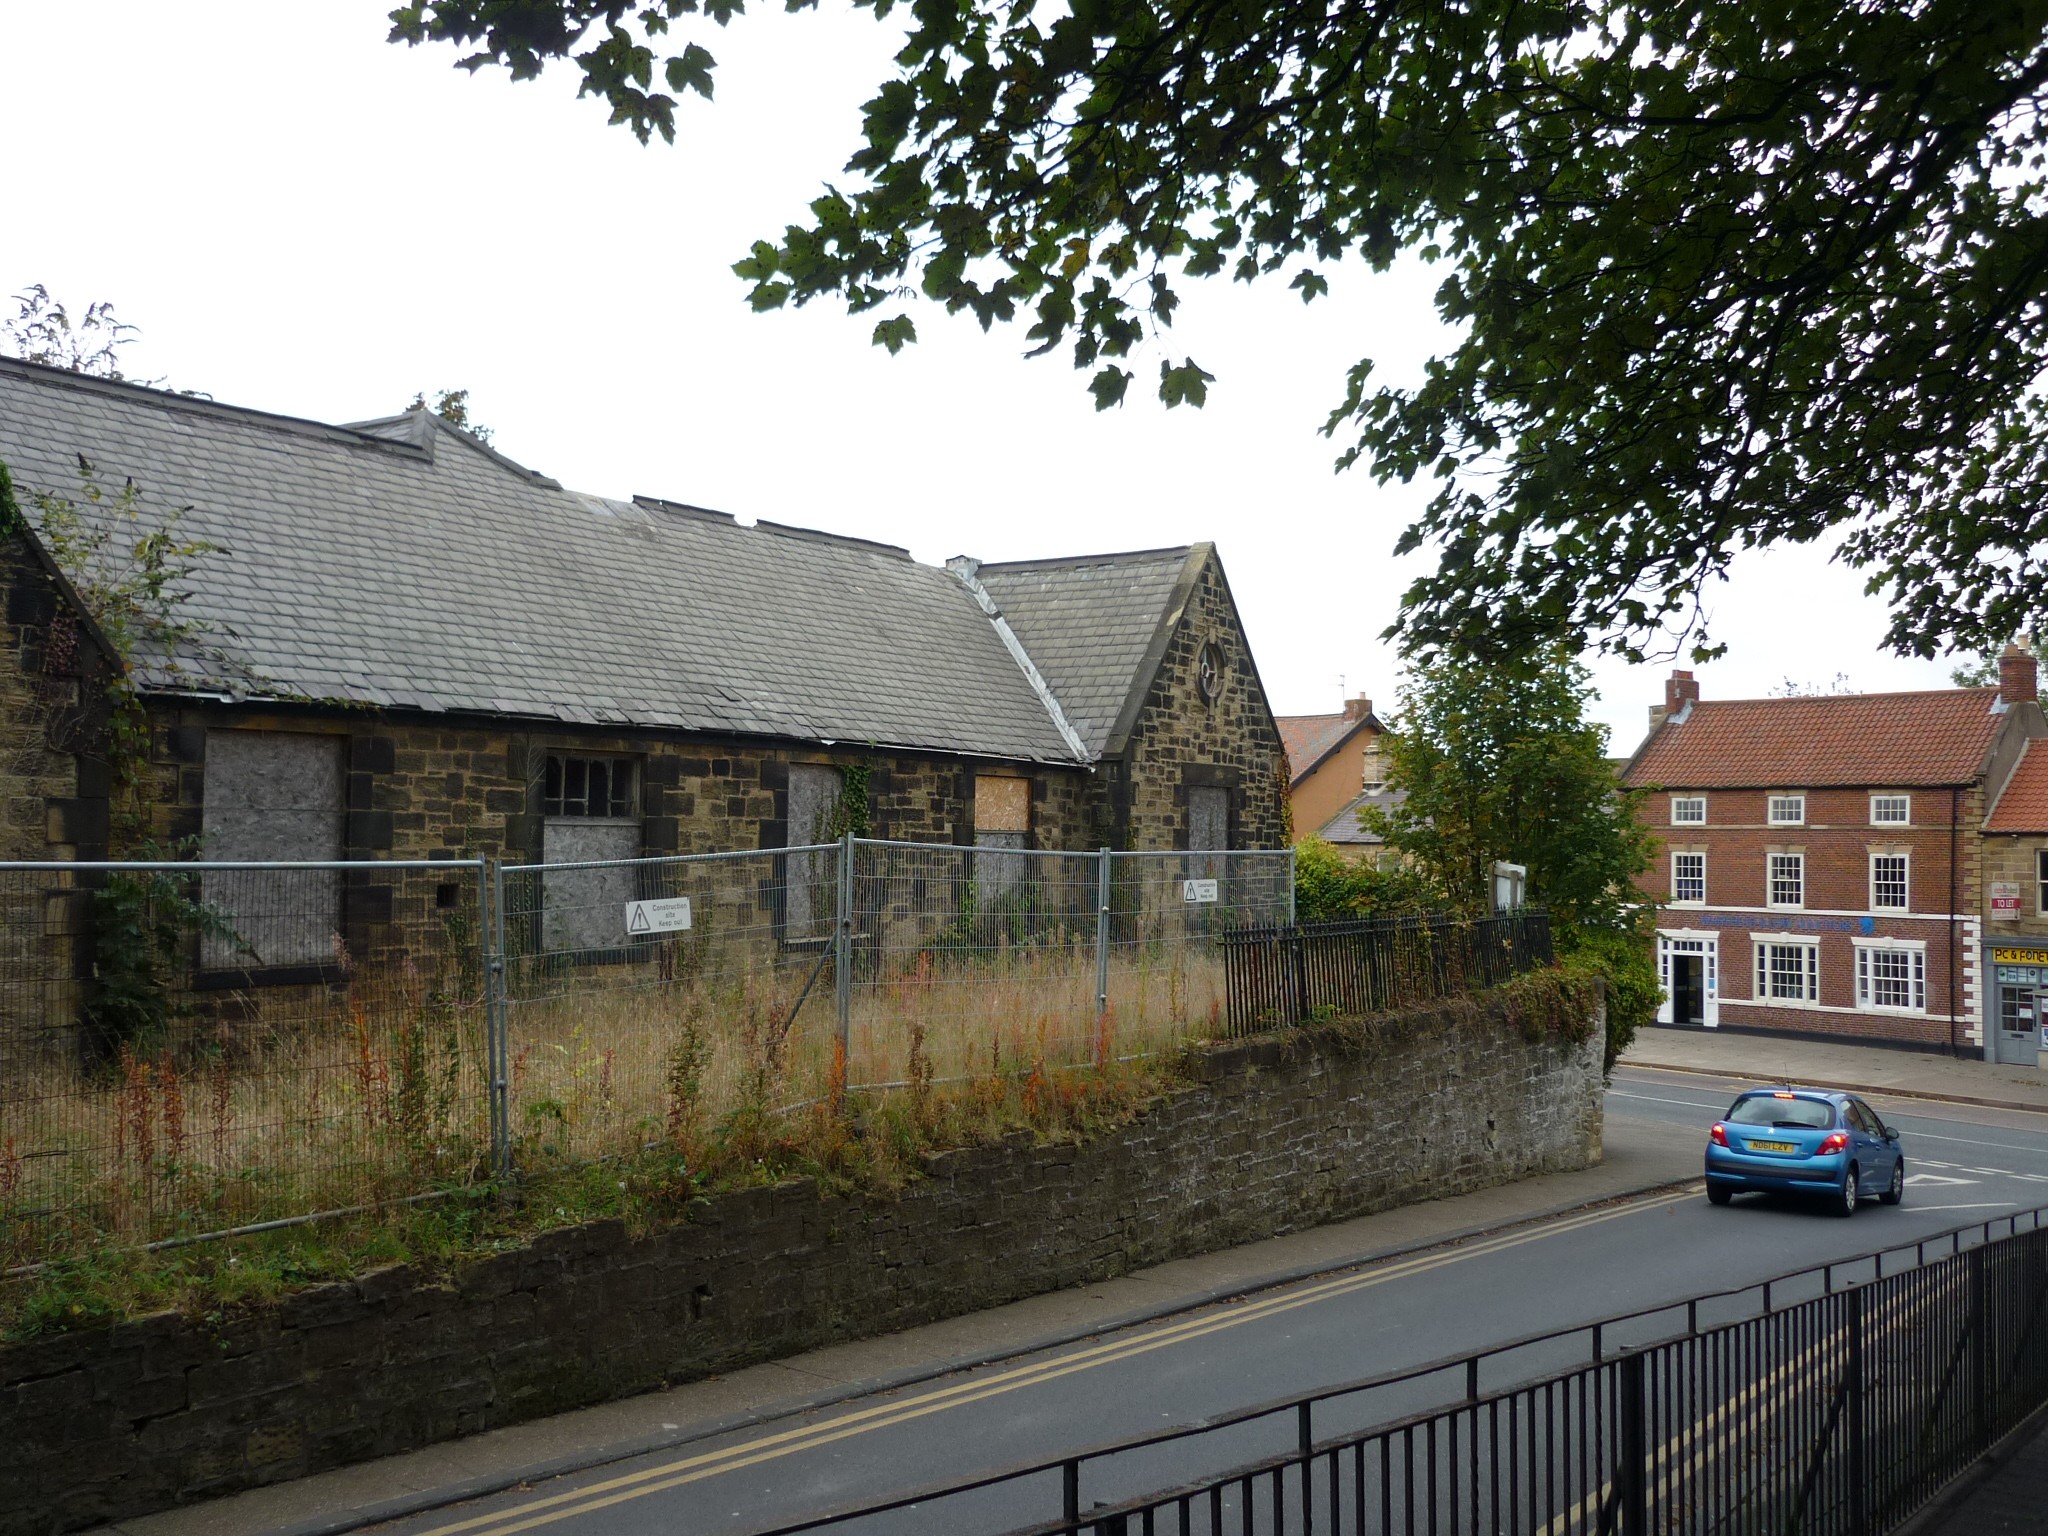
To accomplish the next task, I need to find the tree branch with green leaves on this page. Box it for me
[392,0,2048,665]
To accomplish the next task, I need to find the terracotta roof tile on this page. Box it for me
[1277,713,1367,783]
[1988,740,2048,831]
[1624,690,2003,790]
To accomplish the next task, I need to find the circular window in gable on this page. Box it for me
[1197,641,1226,701]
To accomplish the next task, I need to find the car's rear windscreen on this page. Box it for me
[1727,1095,1835,1129]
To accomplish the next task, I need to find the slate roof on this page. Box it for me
[974,547,1202,757]
[1277,711,1380,785]
[1320,788,1404,845]
[1987,740,2048,832]
[0,359,1120,763]
[1624,690,2005,790]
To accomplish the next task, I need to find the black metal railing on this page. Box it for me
[742,1205,2048,1536]
[1217,911,1555,1034]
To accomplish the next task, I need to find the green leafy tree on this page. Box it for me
[1372,649,1657,1066]
[1291,835,1431,923]
[392,2,2048,664]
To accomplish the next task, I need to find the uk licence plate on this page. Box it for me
[1750,1139,1797,1153]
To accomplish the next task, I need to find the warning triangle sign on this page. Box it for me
[627,905,651,933]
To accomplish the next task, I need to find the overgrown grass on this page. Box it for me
[1,1048,1176,1341]
[1,939,1234,1271]
[1,966,1599,1342]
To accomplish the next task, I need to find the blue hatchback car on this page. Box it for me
[1704,1088,1906,1216]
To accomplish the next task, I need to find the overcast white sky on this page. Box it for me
[0,3,1972,752]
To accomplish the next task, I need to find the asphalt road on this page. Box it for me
[366,1068,2048,1536]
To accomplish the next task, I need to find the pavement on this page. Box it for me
[1910,1400,2048,1535]
[91,1026,2048,1536]
[1623,1023,2048,1113]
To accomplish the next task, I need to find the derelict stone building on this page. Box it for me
[0,358,1285,1002]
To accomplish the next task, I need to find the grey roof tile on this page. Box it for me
[976,547,1200,756]
[0,360,1089,764]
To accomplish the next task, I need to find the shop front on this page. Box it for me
[1988,944,2048,1067]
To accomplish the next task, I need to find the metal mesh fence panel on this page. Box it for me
[0,860,489,1267]
[847,840,1107,1088]
[497,847,840,1165]
[1102,850,1296,1050]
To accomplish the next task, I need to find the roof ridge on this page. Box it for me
[632,494,737,525]
[974,545,1193,572]
[945,558,1092,763]
[0,354,432,458]
[755,519,911,560]
[1692,686,1996,706]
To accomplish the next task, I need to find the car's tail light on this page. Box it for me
[1820,1131,1848,1153]
[1710,1123,1728,1147]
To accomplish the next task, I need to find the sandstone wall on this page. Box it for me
[0,998,1603,1533]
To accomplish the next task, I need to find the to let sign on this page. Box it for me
[1182,878,1219,904]
[625,897,692,935]
[1992,882,2023,919]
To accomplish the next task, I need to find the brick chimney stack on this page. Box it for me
[2000,643,2037,705]
[1649,669,1700,733]
[1343,694,1373,722]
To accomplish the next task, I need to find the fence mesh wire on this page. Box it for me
[0,861,488,1267]
[849,841,1108,1088]
[496,847,841,1172]
[1,839,1566,1271]
[1102,850,1296,1049]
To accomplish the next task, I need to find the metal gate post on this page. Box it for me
[1971,1243,1992,1446]
[1847,1285,1868,1536]
[835,833,854,1059]
[1618,1351,1648,1536]
[486,857,511,1182]
[1096,848,1112,1027]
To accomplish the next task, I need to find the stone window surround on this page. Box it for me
[544,752,638,820]
[1750,934,1820,1004]
[1853,935,1927,1014]
[1766,847,1805,909]
[1670,848,1706,905]
[1869,847,1910,912]
[1767,793,1807,827]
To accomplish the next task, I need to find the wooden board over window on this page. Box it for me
[200,730,343,970]
[975,774,1031,834]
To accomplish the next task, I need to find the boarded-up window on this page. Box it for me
[1188,785,1231,881]
[784,764,842,940]
[974,774,1030,900]
[541,754,641,956]
[200,731,343,969]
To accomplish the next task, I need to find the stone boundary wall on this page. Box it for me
[2,1000,1603,1534]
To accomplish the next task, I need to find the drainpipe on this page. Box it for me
[1950,785,1960,1058]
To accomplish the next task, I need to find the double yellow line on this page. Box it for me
[413,1188,1699,1536]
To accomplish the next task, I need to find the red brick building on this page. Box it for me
[1623,652,2048,1053]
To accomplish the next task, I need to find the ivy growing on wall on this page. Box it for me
[0,460,21,541]
[30,464,217,849]
[829,761,872,839]
[18,464,241,1059]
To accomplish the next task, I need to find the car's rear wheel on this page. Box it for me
[1834,1164,1859,1218]
[1879,1159,1905,1206]
[1707,1184,1733,1206]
